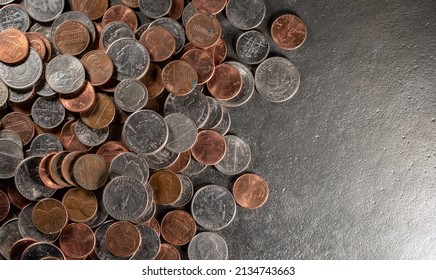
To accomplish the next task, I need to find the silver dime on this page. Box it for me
[214,135,251,175]
[212,105,231,135]
[93,220,129,260]
[149,17,185,53]
[31,96,65,129]
[135,22,151,39]
[85,190,108,229]
[21,242,65,260]
[0,80,8,108]
[75,119,109,147]
[50,11,96,45]
[143,148,179,170]
[14,156,56,201]
[109,152,150,184]
[46,55,85,94]
[164,113,197,153]
[0,48,43,89]
[103,176,149,221]
[139,0,172,19]
[164,87,210,127]
[188,232,228,260]
[200,97,224,129]
[0,4,31,32]
[181,156,207,176]
[24,0,64,22]
[172,174,193,208]
[35,77,57,97]
[0,130,23,149]
[220,61,255,107]
[0,218,22,259]
[8,86,34,103]
[101,21,135,50]
[226,0,266,30]
[255,57,301,102]
[29,23,52,40]
[114,78,148,113]
[29,133,63,156]
[122,109,168,155]
[107,38,150,81]
[18,204,60,243]
[131,224,160,260]
[236,30,270,65]
[191,185,237,231]
[182,3,198,27]
[0,139,24,179]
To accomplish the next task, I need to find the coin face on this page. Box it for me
[164,113,198,153]
[21,242,65,260]
[24,0,64,22]
[182,49,215,85]
[235,30,270,65]
[219,61,255,108]
[60,120,91,152]
[0,28,29,64]
[9,238,37,260]
[191,129,226,165]
[155,243,180,260]
[59,80,96,113]
[201,97,223,129]
[271,14,307,50]
[140,26,176,62]
[53,20,90,56]
[50,11,97,45]
[148,17,186,54]
[93,221,129,260]
[233,173,269,209]
[207,63,242,100]
[130,224,160,260]
[0,4,31,32]
[31,96,66,129]
[114,78,149,113]
[188,232,228,260]
[81,51,114,86]
[226,0,266,30]
[186,13,222,49]
[162,60,198,96]
[161,210,196,246]
[18,204,60,243]
[109,152,150,184]
[105,221,141,258]
[71,0,108,21]
[143,148,179,170]
[75,119,110,147]
[102,4,138,31]
[32,198,68,234]
[62,187,98,223]
[0,139,24,179]
[192,0,227,15]
[80,93,116,129]
[100,21,135,50]
[59,223,95,259]
[46,54,85,94]
[0,219,22,259]
[139,0,172,19]
[73,154,108,190]
[139,63,164,98]
[149,170,182,205]
[165,150,191,173]
[214,135,251,175]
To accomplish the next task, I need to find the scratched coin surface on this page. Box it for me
[21,242,65,260]
[0,219,24,259]
[105,221,141,258]
[139,0,172,19]
[226,0,266,30]
[233,173,269,209]
[29,133,63,156]
[24,0,64,22]
[219,61,255,107]
[0,139,24,179]
[0,48,42,89]
[161,210,196,246]
[214,135,251,175]
[109,152,149,184]
[75,119,109,147]
[100,21,135,50]
[32,198,68,234]
[271,14,307,50]
[59,223,95,259]
[130,224,160,260]
[31,96,66,129]
[73,153,108,190]
[114,78,148,113]
[191,185,237,231]
[188,232,228,260]
[46,54,85,94]
[0,4,31,32]
[191,129,227,165]
[18,204,60,243]
[62,187,98,223]
[149,170,182,205]
[255,57,300,102]
[0,28,29,64]
[235,30,270,65]
[164,113,198,153]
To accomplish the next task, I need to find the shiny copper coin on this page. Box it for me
[60,151,84,186]
[162,60,198,96]
[191,129,226,165]
[140,26,176,62]
[32,198,69,234]
[81,50,114,86]
[59,80,96,113]
[53,20,90,56]
[186,13,222,49]
[139,64,164,99]
[121,0,139,8]
[165,150,191,173]
[102,4,138,31]
[192,0,226,15]
[155,243,180,260]
[24,32,47,60]
[96,141,129,164]
[182,49,215,84]
[80,93,116,129]
[207,63,242,100]
[207,38,227,65]
[271,14,307,50]
[169,0,184,20]
[72,0,109,21]
[9,238,37,260]
[233,173,269,209]
[144,217,160,236]
[161,210,196,246]
[1,112,35,146]
[0,28,29,63]
[62,187,98,222]
[149,170,182,205]
[38,153,64,190]
[60,120,91,152]
[60,223,96,259]
[31,32,52,62]
[73,154,108,190]
[7,184,30,209]
[105,221,141,257]
[0,190,10,221]
[49,151,71,187]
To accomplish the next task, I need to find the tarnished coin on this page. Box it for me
[107,38,150,81]
[80,93,115,129]
[0,4,31,32]
[140,26,176,62]
[7,184,30,210]
[59,223,95,259]
[0,28,29,64]
[172,174,194,208]
[201,97,223,129]
[18,204,60,243]
[93,220,129,260]
[29,133,63,156]
[255,57,300,102]
[46,54,85,94]
[188,232,228,260]
[131,224,160,260]
[24,0,64,22]
[139,0,172,19]
[60,120,91,152]
[25,33,47,60]
[164,113,197,153]
[219,61,255,107]
[50,11,96,46]
[165,149,191,173]
[31,96,65,129]
[105,221,141,258]
[122,110,168,155]
[181,156,207,176]
[215,135,251,175]
[84,190,108,229]
[0,190,10,222]
[0,129,22,149]
[192,0,226,15]
[148,17,186,54]
[72,0,108,21]
[161,210,196,246]
[168,0,184,20]
[53,20,90,56]
[138,63,164,98]
[81,50,114,86]
[191,129,226,165]
[207,63,242,101]
[38,153,64,190]
[236,30,270,65]
[114,78,148,113]
[34,78,56,97]
[96,141,129,165]
[0,219,23,259]
[100,21,135,50]
[21,242,65,260]
[144,216,160,236]
[9,238,37,260]
[130,198,155,224]
[233,173,269,209]
[62,187,98,223]
[109,152,149,184]
[59,80,96,113]
[75,119,109,147]
[182,3,198,27]
[191,185,236,231]
[226,0,266,30]
[47,151,71,188]
[162,60,198,96]
[186,13,221,49]
[271,14,307,50]
[0,139,23,179]
[155,243,180,260]
[212,105,231,135]
[7,86,35,104]
[181,49,215,85]
[73,153,108,190]
[142,148,179,170]
[149,170,182,205]
[103,176,149,221]
[102,4,138,31]
[0,48,43,89]
[32,198,68,234]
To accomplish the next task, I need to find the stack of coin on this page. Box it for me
[0,0,307,260]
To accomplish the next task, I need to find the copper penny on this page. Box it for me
[207,38,227,65]
[60,223,96,259]
[144,216,160,236]
[98,78,119,93]
[182,49,215,84]
[192,0,227,15]
[59,80,96,113]
[105,221,141,258]
[72,0,109,21]
[96,141,129,164]
[38,153,64,190]
[162,60,198,96]
[24,33,47,60]
[165,150,191,173]
[139,64,164,99]
[9,238,37,260]
[7,184,30,209]
[31,32,52,62]
[0,190,10,221]
[140,26,176,62]
[81,50,114,86]
[155,243,180,260]
[271,14,307,50]
[53,20,90,56]
[60,119,91,152]
[62,187,98,223]
[168,0,184,20]
[80,93,116,129]
[60,151,84,186]
[233,173,269,209]
[73,153,108,190]
[186,13,222,49]
[48,151,71,187]
[161,210,196,246]
[149,170,182,205]
[1,112,35,146]
[0,28,29,64]
[102,4,138,31]
[191,129,226,165]
[32,198,69,234]
[207,63,242,100]
[93,22,104,51]
[121,0,139,8]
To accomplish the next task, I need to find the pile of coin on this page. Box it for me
[0,0,306,260]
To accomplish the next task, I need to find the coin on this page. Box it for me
[0,190,10,222]
[0,80,8,107]
[30,32,52,62]
[201,96,223,129]
[181,156,207,176]
[212,105,231,135]
[168,0,184,20]
[191,129,226,165]
[9,238,37,260]
[24,0,64,22]
[21,242,65,260]
[207,63,242,100]
[130,224,160,260]
[235,30,270,65]
[114,78,148,113]
[0,28,29,64]
[138,0,172,19]
[172,174,194,207]
[31,96,65,129]
[0,139,24,179]
[48,151,71,187]
[80,93,115,129]
[182,49,215,84]
[0,4,31,32]
[121,0,139,8]
[7,184,30,209]
[100,21,135,50]
[188,232,228,260]
[255,57,300,102]
[81,50,114,86]
[0,219,23,259]
[226,0,266,30]
[96,141,129,164]
[165,150,191,173]
[38,153,64,190]
[84,190,108,229]
[102,4,138,31]
[75,119,109,147]
[0,129,22,149]
[59,80,96,113]
[105,221,141,258]
[191,185,237,230]
[164,113,198,153]
[73,153,108,190]
[60,120,91,152]
[53,20,90,56]
[162,60,198,96]
[149,170,182,205]
[182,3,198,27]
[148,17,186,54]
[71,0,108,21]
[93,220,129,260]
[161,210,196,246]
[18,204,60,243]
[140,26,176,62]
[34,78,56,98]
[46,54,85,94]
[192,0,226,15]
[29,133,63,156]
[155,243,180,260]
[109,152,149,184]
[144,216,160,236]
[219,61,255,107]
[24,33,46,60]
[143,148,179,170]
[62,187,98,223]
[186,13,222,49]
[271,14,307,50]
[233,173,269,209]
[138,63,164,98]
[32,198,68,234]
[130,199,155,224]
[59,223,95,259]
[50,11,97,45]
[215,135,251,175]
